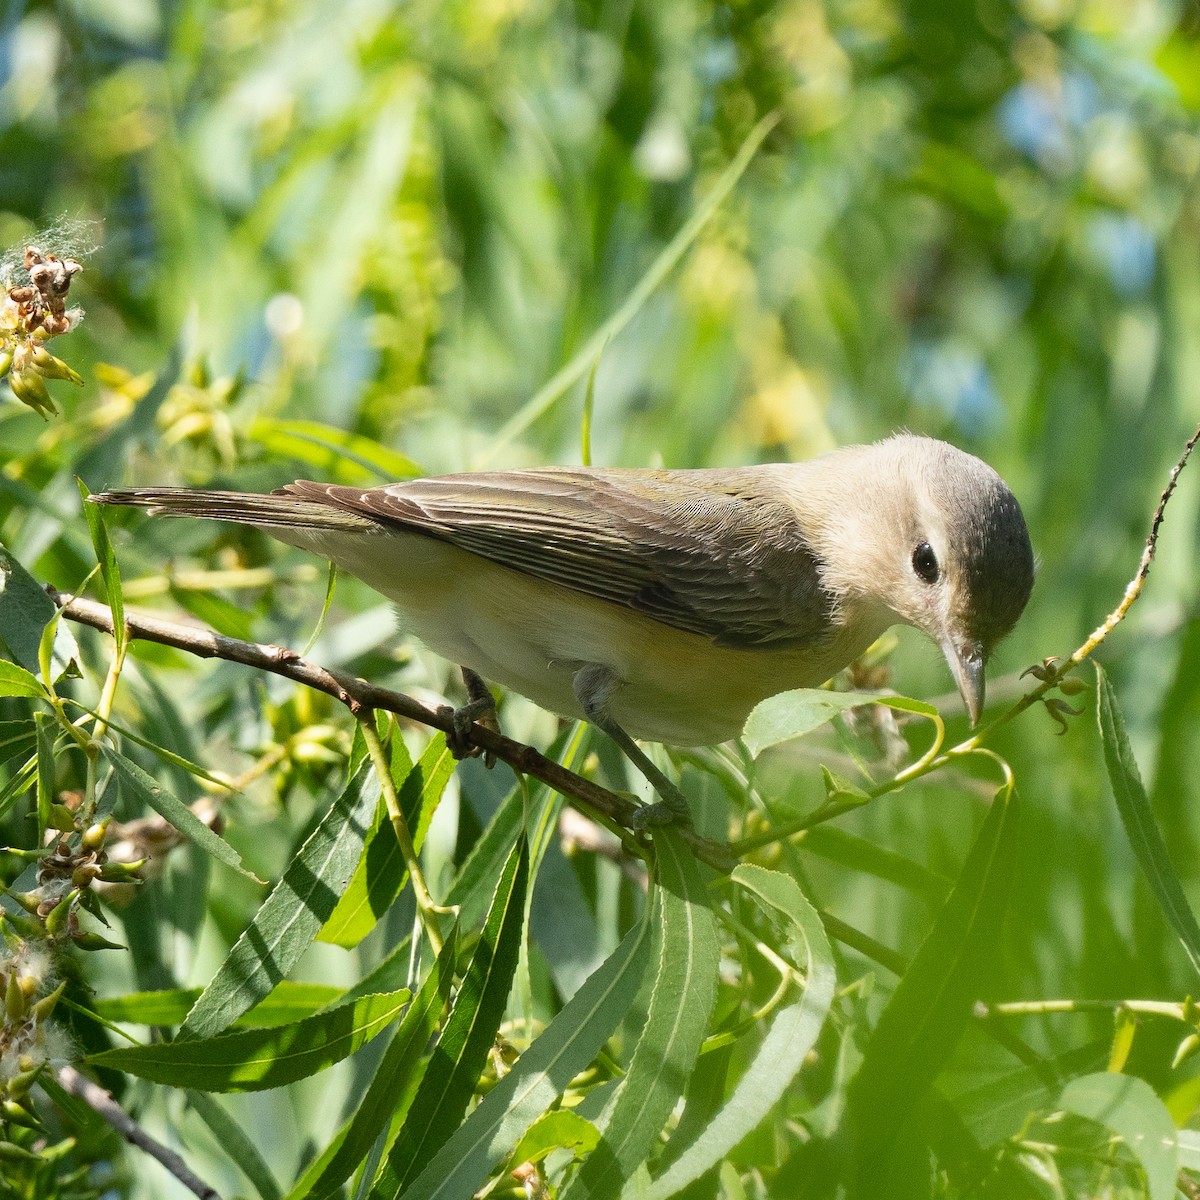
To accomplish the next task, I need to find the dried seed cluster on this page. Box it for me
[1,245,85,418]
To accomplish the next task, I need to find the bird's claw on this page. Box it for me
[439,695,499,766]
[630,797,690,831]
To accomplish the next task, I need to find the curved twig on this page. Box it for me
[47,587,737,872]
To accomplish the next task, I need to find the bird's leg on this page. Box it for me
[438,667,499,766]
[572,664,691,829]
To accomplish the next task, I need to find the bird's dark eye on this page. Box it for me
[911,542,939,584]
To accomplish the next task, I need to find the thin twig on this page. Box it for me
[731,423,1200,856]
[965,420,1200,746]
[48,587,737,872]
[358,711,454,950]
[56,1065,221,1200]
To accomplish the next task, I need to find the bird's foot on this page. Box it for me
[571,666,693,830]
[439,668,499,765]
[630,787,692,832]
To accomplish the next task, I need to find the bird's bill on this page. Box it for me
[941,637,985,725]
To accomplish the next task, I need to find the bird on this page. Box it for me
[90,434,1034,821]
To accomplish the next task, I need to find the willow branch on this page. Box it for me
[48,587,736,872]
[56,1065,221,1200]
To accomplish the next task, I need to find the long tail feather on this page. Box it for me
[88,488,377,533]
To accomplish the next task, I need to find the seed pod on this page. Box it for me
[72,931,124,951]
[29,344,82,385]
[81,820,110,851]
[44,890,78,937]
[5,971,26,1021]
[30,980,66,1023]
[98,858,147,882]
[7,369,56,418]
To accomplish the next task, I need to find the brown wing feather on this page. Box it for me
[279,468,832,649]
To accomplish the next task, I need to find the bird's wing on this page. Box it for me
[280,468,832,648]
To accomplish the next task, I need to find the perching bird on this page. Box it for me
[91,435,1034,817]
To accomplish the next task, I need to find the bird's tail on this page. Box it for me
[88,487,377,533]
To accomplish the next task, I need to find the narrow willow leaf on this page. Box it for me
[1059,1073,1178,1200]
[0,542,58,673]
[320,735,453,948]
[845,783,1020,1191]
[801,826,951,904]
[400,919,652,1200]
[169,584,256,642]
[34,712,55,838]
[96,982,344,1028]
[743,689,874,756]
[182,757,379,1039]
[641,865,836,1199]
[954,1042,1107,1150]
[445,785,527,929]
[477,110,779,468]
[0,659,48,699]
[248,417,422,483]
[877,695,940,719]
[73,699,235,790]
[0,720,36,767]
[88,989,410,1092]
[1176,1128,1200,1171]
[187,1090,283,1200]
[104,747,255,880]
[1097,664,1200,979]
[284,931,457,1200]
[79,478,125,654]
[300,560,338,658]
[371,835,529,1198]
[512,1111,602,1170]
[561,828,720,1200]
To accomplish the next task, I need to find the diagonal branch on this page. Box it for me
[57,1065,221,1200]
[48,587,736,872]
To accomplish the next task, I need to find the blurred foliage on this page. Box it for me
[0,0,1199,1196]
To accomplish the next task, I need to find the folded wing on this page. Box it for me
[280,468,832,650]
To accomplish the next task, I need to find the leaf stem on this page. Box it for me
[357,714,449,953]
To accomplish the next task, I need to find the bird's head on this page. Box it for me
[874,438,1035,724]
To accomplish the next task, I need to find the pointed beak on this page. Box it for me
[941,637,986,725]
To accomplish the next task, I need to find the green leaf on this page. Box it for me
[319,735,454,948]
[1176,1128,1200,1172]
[743,688,873,756]
[445,784,528,929]
[0,659,48,700]
[186,1090,283,1200]
[0,542,69,675]
[79,478,125,655]
[476,110,780,467]
[104,747,255,880]
[371,834,529,1198]
[88,989,410,1092]
[954,1042,1108,1150]
[877,695,940,719]
[399,919,652,1200]
[844,783,1021,1191]
[561,827,721,1199]
[512,1111,602,1168]
[248,417,422,483]
[34,713,55,839]
[641,865,836,1199]
[168,584,256,642]
[96,981,346,1028]
[1097,663,1200,979]
[0,720,36,767]
[1059,1073,1178,1200]
[801,826,951,904]
[181,757,380,1039]
[283,931,457,1200]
